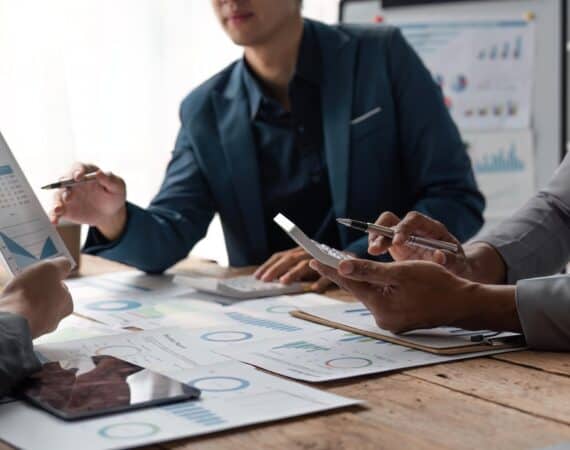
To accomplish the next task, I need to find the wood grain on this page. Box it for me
[493,351,570,377]
[162,374,570,450]
[25,256,568,450]
[404,358,570,425]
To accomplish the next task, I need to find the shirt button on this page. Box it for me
[297,125,305,134]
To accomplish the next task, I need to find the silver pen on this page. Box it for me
[337,218,459,254]
[41,172,98,190]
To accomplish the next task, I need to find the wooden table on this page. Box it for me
[8,255,570,450]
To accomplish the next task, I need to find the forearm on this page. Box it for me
[84,202,212,273]
[95,204,127,241]
[454,282,521,332]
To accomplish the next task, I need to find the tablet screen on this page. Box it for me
[20,355,200,420]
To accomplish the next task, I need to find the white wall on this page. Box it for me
[0,0,339,266]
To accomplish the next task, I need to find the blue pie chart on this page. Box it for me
[98,422,160,440]
[86,300,142,311]
[200,331,253,342]
[190,376,250,392]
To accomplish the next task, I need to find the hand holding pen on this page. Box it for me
[46,164,127,241]
[337,211,474,278]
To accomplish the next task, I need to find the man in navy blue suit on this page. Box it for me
[51,0,484,290]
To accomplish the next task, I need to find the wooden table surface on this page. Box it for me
[5,255,570,450]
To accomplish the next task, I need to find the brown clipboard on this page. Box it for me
[291,310,525,356]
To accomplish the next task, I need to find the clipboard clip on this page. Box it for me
[471,332,525,346]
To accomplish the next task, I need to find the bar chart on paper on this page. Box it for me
[0,132,73,273]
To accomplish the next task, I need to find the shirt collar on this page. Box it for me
[242,20,322,120]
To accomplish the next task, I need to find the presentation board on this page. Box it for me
[340,0,567,230]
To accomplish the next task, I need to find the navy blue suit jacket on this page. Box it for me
[85,20,484,272]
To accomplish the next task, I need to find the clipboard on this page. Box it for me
[291,305,525,355]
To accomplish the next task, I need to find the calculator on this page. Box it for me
[274,214,352,268]
[175,275,308,300]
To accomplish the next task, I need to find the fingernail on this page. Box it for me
[309,260,318,270]
[73,170,81,179]
[339,261,354,275]
[54,206,62,214]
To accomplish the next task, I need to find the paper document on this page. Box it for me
[66,271,195,301]
[13,335,359,450]
[0,363,358,450]
[227,329,522,382]
[463,129,535,219]
[71,283,339,333]
[291,303,523,355]
[35,328,230,374]
[0,132,74,274]
[393,18,535,130]
[33,315,120,346]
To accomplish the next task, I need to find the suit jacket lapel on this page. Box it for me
[212,62,268,261]
[317,22,357,237]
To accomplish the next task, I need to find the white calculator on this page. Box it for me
[175,275,307,300]
[274,214,352,268]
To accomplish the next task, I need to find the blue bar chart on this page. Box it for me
[162,402,226,427]
[225,312,302,332]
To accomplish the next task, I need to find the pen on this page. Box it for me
[337,218,459,254]
[41,172,98,190]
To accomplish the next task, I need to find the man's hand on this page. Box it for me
[0,258,74,338]
[310,258,521,333]
[368,211,507,284]
[50,163,127,241]
[254,247,332,292]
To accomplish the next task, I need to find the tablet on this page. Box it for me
[19,355,200,421]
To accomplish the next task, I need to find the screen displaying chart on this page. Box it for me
[0,132,73,274]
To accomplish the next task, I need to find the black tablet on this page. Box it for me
[19,355,200,421]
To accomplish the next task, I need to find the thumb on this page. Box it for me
[337,259,398,284]
[50,257,73,279]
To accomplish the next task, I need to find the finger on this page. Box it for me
[254,253,281,278]
[369,212,400,255]
[310,276,332,292]
[337,259,398,284]
[368,235,393,256]
[50,257,73,279]
[71,163,99,181]
[310,261,377,301]
[61,189,72,203]
[393,212,454,246]
[280,260,313,284]
[261,256,302,282]
[433,250,447,266]
[53,202,65,216]
[371,211,400,233]
[71,164,86,181]
[95,171,124,194]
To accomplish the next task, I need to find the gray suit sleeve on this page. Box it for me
[0,313,41,396]
[479,154,570,350]
[516,275,570,350]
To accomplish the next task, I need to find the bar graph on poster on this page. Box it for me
[393,18,535,131]
[0,132,73,274]
[463,129,535,219]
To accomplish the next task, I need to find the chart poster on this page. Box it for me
[393,18,535,130]
[0,132,74,274]
[462,129,535,219]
